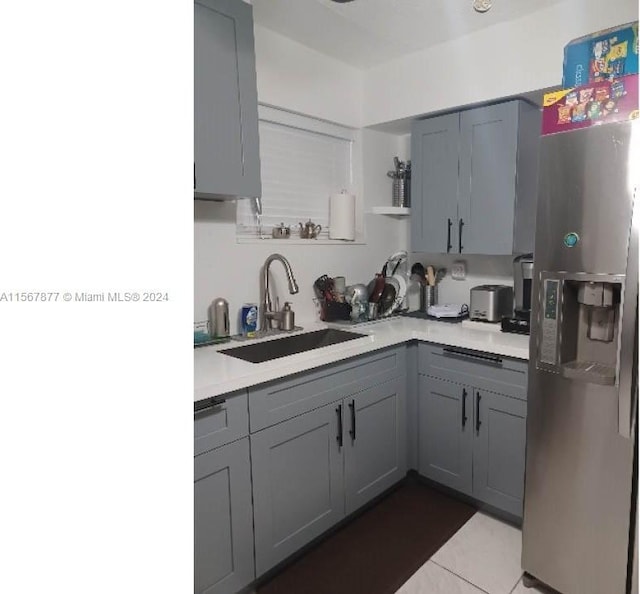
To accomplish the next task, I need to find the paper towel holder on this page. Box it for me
[329,189,356,241]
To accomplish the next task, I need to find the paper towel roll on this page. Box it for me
[329,191,355,241]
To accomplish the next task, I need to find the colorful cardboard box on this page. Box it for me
[562,22,638,88]
[542,74,638,135]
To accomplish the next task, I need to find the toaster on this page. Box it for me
[470,285,513,322]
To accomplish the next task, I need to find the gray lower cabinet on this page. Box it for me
[194,0,261,200]
[418,375,473,495]
[252,374,407,576]
[418,344,528,518]
[472,389,527,516]
[194,437,255,594]
[344,376,407,514]
[251,403,345,576]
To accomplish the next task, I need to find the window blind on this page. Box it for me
[237,118,353,239]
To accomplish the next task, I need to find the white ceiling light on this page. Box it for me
[473,0,492,13]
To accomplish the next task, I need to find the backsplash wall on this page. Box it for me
[405,254,516,311]
[194,128,410,333]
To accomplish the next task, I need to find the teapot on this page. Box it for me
[271,222,291,239]
[298,220,322,239]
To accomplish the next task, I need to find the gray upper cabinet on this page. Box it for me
[195,437,255,594]
[194,0,261,200]
[458,103,519,254]
[251,402,345,576]
[411,100,540,255]
[411,113,459,253]
[418,375,473,495]
[344,376,407,514]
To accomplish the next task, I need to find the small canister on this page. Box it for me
[420,285,438,313]
[210,298,230,338]
[281,302,295,331]
[241,303,258,337]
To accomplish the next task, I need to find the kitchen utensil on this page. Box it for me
[367,302,379,320]
[333,276,346,294]
[271,223,291,239]
[346,284,368,304]
[435,268,447,283]
[383,251,408,278]
[298,220,322,239]
[379,279,398,316]
[411,262,426,280]
[426,266,436,286]
[391,273,408,310]
[368,274,385,303]
[350,299,367,322]
[314,275,333,301]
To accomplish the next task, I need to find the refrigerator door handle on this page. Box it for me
[619,185,639,438]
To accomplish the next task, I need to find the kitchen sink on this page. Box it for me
[219,328,366,363]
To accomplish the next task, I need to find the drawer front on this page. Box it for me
[195,389,249,456]
[418,343,528,400]
[249,346,406,432]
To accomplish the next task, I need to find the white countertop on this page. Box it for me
[194,317,531,402]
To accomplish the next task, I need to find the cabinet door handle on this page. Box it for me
[442,347,503,365]
[349,400,356,441]
[194,162,196,190]
[194,395,226,414]
[336,404,343,448]
[462,388,468,428]
[447,218,452,253]
[475,392,481,435]
[458,218,464,253]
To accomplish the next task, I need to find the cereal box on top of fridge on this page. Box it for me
[562,22,638,88]
[542,74,638,135]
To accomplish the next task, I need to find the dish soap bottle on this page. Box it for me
[281,302,295,331]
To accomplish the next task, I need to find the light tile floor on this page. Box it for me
[395,512,552,594]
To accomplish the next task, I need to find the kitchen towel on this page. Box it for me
[329,191,355,241]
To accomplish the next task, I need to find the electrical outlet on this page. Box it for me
[451,261,466,280]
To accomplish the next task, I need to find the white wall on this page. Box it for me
[195,129,409,331]
[405,254,515,311]
[254,24,364,128]
[363,0,638,125]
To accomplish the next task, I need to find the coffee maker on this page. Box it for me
[501,253,534,334]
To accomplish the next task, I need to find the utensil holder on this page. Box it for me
[321,300,351,322]
[392,178,406,207]
[420,285,438,313]
[392,178,410,207]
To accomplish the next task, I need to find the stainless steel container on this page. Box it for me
[209,297,230,338]
[420,285,437,313]
[281,302,295,331]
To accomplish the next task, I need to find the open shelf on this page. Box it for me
[370,206,410,216]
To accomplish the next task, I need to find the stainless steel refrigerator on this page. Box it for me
[522,120,638,594]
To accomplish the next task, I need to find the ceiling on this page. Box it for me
[252,0,562,69]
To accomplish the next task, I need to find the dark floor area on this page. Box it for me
[257,481,476,594]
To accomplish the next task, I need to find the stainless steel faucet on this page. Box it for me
[260,253,299,332]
